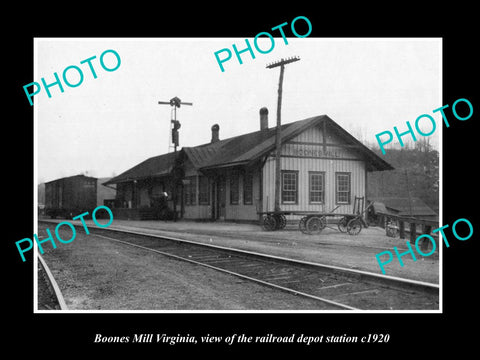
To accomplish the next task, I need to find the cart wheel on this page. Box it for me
[299,216,310,234]
[274,214,287,230]
[306,216,324,235]
[338,217,348,233]
[262,215,277,231]
[319,216,327,229]
[347,218,362,235]
[386,227,398,238]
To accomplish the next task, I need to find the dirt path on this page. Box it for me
[39,224,339,310]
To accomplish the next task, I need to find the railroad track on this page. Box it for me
[38,220,438,311]
[37,253,68,310]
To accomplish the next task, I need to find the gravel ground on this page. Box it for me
[41,218,439,284]
[37,262,60,310]
[38,223,341,310]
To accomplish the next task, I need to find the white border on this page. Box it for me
[33,37,443,314]
[33,38,39,312]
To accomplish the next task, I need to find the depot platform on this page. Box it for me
[37,217,440,284]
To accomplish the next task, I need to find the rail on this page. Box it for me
[39,220,439,310]
[38,253,68,310]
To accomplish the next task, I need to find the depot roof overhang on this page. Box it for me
[196,115,394,172]
[102,152,177,186]
[103,172,172,186]
[104,114,393,186]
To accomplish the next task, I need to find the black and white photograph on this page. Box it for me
[34,37,441,312]
[6,7,478,355]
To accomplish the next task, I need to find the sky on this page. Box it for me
[35,37,441,184]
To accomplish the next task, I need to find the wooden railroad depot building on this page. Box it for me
[104,108,393,221]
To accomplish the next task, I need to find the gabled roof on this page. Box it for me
[45,174,97,184]
[323,116,394,172]
[183,116,320,169]
[104,152,177,185]
[105,114,394,185]
[183,115,393,171]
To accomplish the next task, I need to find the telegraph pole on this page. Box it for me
[266,56,300,212]
[158,96,193,221]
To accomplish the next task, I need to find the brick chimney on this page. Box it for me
[211,124,220,143]
[260,107,269,131]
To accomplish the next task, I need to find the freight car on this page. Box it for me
[45,174,97,219]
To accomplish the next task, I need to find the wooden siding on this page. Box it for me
[262,124,366,216]
[224,169,261,221]
[183,123,367,220]
[182,156,212,219]
[182,169,262,221]
[183,174,211,219]
[287,123,360,158]
[139,187,150,207]
[291,122,342,144]
[183,203,211,219]
[45,176,97,214]
[262,157,366,215]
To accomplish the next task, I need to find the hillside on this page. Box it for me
[367,142,439,214]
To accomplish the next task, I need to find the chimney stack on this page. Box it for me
[259,107,269,131]
[211,124,220,143]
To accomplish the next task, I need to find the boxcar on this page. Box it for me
[45,175,97,219]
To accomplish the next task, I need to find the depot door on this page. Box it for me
[216,177,226,220]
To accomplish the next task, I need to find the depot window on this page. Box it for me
[243,172,253,205]
[335,172,351,204]
[198,176,210,205]
[281,170,298,204]
[230,171,239,205]
[309,171,325,204]
[184,176,197,206]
